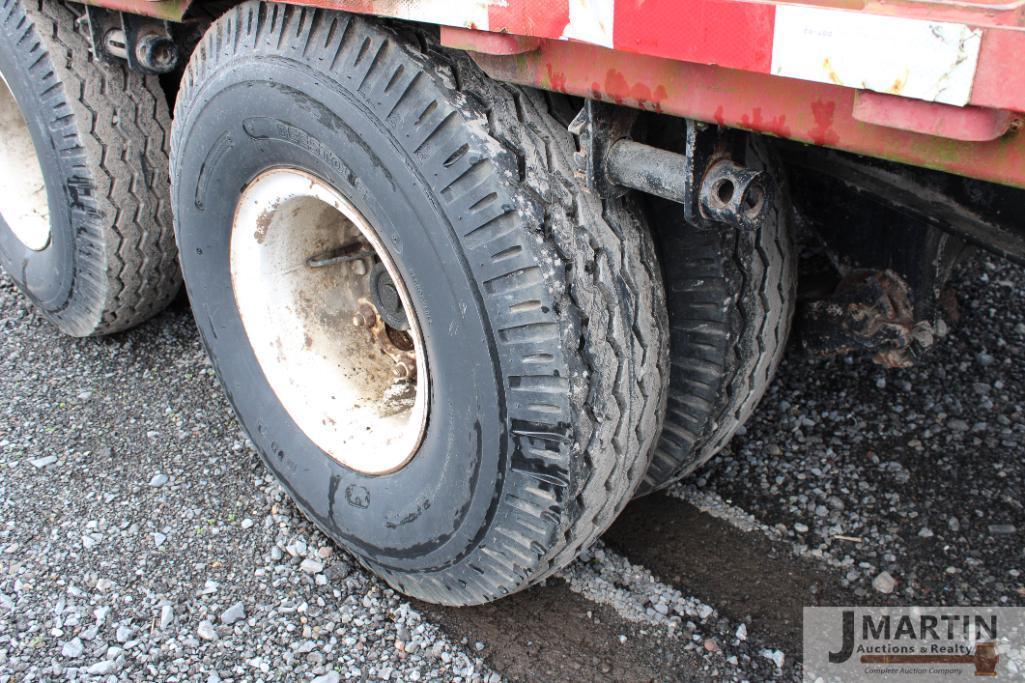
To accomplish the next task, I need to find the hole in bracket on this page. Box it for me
[715,179,735,205]
[742,184,765,217]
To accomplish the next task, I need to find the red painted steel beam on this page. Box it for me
[281,0,1025,114]
[471,39,1025,189]
[440,27,540,56]
[91,0,1025,115]
[87,0,1025,186]
[852,92,1016,143]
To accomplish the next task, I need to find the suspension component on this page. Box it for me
[570,100,773,231]
[698,158,769,232]
[84,6,179,75]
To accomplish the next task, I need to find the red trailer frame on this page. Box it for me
[85,0,1025,188]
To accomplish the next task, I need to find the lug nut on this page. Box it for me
[352,303,377,329]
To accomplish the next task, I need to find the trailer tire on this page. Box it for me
[171,2,667,605]
[0,0,179,336]
[638,135,796,494]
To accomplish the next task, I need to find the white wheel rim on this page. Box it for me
[230,169,429,475]
[0,71,50,251]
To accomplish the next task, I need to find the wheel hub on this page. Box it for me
[230,169,428,475]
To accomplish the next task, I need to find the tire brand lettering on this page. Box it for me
[242,117,353,183]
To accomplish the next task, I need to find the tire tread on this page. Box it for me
[4,0,179,336]
[641,139,796,493]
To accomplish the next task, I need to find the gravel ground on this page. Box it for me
[564,542,788,678]
[0,277,492,682]
[2,249,1022,682]
[0,266,774,681]
[685,253,1025,607]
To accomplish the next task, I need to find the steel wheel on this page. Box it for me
[230,168,429,474]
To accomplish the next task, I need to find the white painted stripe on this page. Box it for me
[771,6,981,106]
[560,0,615,48]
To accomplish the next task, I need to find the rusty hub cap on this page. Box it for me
[230,169,428,474]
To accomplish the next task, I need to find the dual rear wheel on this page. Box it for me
[0,0,795,604]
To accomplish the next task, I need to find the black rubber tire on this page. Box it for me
[638,135,796,495]
[171,2,668,605]
[0,0,179,336]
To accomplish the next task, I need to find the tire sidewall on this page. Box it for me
[0,13,77,311]
[173,58,512,572]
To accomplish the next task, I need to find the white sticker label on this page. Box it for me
[771,6,982,106]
